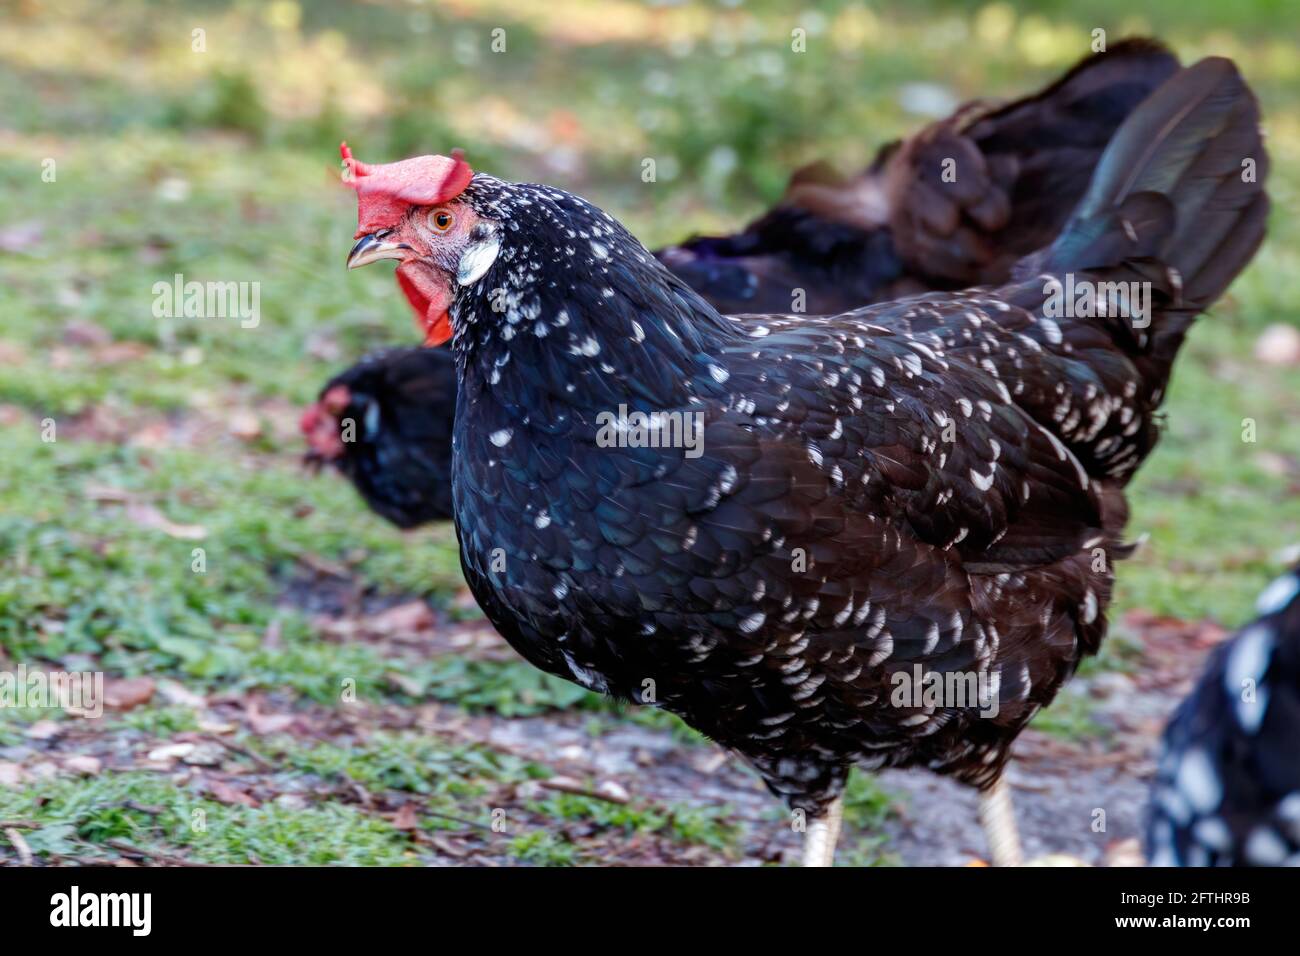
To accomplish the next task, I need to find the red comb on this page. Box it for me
[340,142,473,238]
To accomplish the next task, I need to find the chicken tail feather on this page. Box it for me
[1029,56,1269,369]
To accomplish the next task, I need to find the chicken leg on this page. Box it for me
[801,796,844,867]
[977,775,1024,867]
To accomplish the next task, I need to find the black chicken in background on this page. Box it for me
[656,38,1178,315]
[1146,566,1300,867]
[306,40,1178,527]
[301,347,456,528]
[340,51,1268,866]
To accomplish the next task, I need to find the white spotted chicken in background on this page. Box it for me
[1147,566,1300,867]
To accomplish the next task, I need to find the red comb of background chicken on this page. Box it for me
[300,384,351,461]
[340,142,473,237]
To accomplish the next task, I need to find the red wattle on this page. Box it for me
[396,263,453,348]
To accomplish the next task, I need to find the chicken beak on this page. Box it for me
[347,231,411,269]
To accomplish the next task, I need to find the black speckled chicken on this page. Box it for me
[341,56,1267,865]
[1147,565,1300,867]
[308,41,1178,528]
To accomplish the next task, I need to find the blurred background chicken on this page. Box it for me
[306,40,1180,528]
[302,347,456,528]
[1147,565,1300,866]
[658,38,1178,314]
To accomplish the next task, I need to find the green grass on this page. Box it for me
[0,772,421,865]
[0,0,1297,865]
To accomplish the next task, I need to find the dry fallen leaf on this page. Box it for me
[62,319,112,348]
[428,833,468,858]
[63,755,102,776]
[197,718,237,734]
[147,743,195,763]
[385,671,426,696]
[124,504,207,540]
[369,600,436,635]
[595,781,631,804]
[392,804,420,830]
[156,680,207,709]
[207,778,260,808]
[104,677,156,711]
[246,702,295,736]
[24,720,62,741]
[4,827,33,866]
[0,762,30,787]
[180,742,225,766]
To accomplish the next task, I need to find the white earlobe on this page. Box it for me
[457,235,500,286]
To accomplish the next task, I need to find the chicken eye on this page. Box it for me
[429,210,455,233]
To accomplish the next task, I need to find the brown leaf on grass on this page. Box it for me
[385,671,426,696]
[245,702,295,736]
[180,742,226,766]
[539,775,630,804]
[3,827,33,866]
[83,483,207,538]
[426,833,469,858]
[124,503,207,540]
[392,804,420,830]
[369,600,436,635]
[146,743,194,763]
[197,718,237,734]
[156,680,207,709]
[207,778,260,808]
[63,755,102,776]
[24,720,62,741]
[594,781,631,803]
[0,762,30,788]
[103,677,156,711]
[62,319,111,348]
[295,552,352,579]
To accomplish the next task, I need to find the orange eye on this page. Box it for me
[430,210,455,232]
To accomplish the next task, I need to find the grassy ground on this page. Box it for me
[0,0,1296,866]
